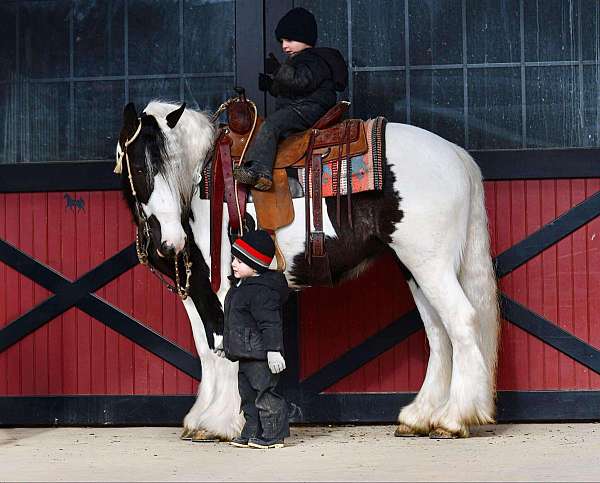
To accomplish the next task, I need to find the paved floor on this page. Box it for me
[1,424,599,481]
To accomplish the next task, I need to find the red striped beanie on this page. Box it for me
[231,229,275,273]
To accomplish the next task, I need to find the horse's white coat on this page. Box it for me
[136,102,499,439]
[142,173,186,253]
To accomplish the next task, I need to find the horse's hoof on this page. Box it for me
[429,427,462,439]
[180,428,194,440]
[394,424,424,437]
[190,429,221,443]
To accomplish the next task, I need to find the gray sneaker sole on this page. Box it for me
[248,441,284,449]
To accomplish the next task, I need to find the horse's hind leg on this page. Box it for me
[396,279,452,437]
[417,269,491,438]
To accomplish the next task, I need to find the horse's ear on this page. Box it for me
[166,102,186,129]
[123,102,138,131]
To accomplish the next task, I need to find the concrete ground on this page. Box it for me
[1,424,599,481]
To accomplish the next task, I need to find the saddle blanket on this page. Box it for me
[298,116,387,197]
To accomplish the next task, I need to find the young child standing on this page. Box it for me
[233,6,348,191]
[220,230,290,449]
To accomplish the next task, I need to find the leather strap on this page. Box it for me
[345,120,353,228]
[311,152,325,257]
[209,134,229,293]
[304,130,317,262]
[309,145,332,285]
[221,140,247,235]
[336,120,348,226]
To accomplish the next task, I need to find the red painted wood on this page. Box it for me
[133,264,149,394]
[1,180,600,397]
[525,180,545,390]
[5,194,20,395]
[587,179,600,388]
[32,193,49,395]
[299,253,420,393]
[61,192,78,394]
[541,180,560,388]
[75,192,92,394]
[117,198,134,394]
[556,180,574,388]
[103,192,120,394]
[162,278,179,395]
[147,258,164,395]
[496,180,517,390]
[510,180,529,390]
[90,191,106,395]
[47,192,63,394]
[19,192,35,394]
[572,179,589,388]
[0,191,6,395]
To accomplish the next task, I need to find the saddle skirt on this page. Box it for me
[298,117,386,197]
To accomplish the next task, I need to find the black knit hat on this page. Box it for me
[231,230,275,273]
[275,7,317,46]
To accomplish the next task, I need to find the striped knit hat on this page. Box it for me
[231,229,275,273]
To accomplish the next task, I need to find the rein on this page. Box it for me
[115,118,193,301]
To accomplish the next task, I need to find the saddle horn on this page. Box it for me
[166,102,186,129]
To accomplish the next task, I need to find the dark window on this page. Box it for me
[1,0,235,164]
[295,0,599,150]
[2,0,599,163]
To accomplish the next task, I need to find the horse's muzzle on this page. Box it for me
[159,241,177,258]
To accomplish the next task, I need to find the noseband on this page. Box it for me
[115,119,193,300]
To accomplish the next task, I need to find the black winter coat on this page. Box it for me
[223,270,290,362]
[268,47,348,119]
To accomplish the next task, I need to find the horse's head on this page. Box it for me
[117,101,195,258]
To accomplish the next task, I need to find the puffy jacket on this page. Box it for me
[223,270,290,361]
[269,47,348,116]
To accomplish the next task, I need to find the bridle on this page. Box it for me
[115,119,193,300]
[114,97,255,299]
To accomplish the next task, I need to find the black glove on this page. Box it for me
[264,52,281,75]
[258,73,273,92]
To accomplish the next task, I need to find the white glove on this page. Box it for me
[213,334,225,358]
[267,351,286,374]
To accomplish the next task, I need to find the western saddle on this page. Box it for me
[208,92,368,288]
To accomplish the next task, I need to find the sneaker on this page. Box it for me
[229,437,250,448]
[233,165,259,185]
[253,174,273,191]
[248,437,284,449]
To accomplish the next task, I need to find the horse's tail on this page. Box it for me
[454,144,501,411]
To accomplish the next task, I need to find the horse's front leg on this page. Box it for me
[180,298,244,441]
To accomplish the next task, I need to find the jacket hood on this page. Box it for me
[242,270,290,304]
[306,47,348,92]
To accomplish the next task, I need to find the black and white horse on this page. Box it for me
[116,100,499,439]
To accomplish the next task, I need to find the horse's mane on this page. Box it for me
[143,100,215,206]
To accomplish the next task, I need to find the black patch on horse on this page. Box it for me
[289,159,404,286]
